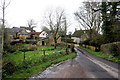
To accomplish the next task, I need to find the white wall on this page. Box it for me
[71,37,80,44]
[39,31,48,37]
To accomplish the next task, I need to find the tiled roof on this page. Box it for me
[72,30,90,38]
[29,32,41,35]
[20,33,29,35]
[12,27,23,33]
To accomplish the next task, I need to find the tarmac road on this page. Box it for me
[30,47,119,79]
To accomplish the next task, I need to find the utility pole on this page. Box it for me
[1,0,10,54]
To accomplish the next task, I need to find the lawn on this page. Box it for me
[37,46,55,50]
[4,46,65,67]
[20,44,31,46]
[78,46,120,63]
[6,53,76,78]
[3,45,76,78]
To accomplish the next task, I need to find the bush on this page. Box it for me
[101,42,120,57]
[28,47,37,51]
[3,43,23,54]
[3,61,16,75]
[82,39,91,45]
[109,44,119,57]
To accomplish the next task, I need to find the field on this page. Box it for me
[3,45,76,78]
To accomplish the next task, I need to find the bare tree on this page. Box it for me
[41,26,50,34]
[43,8,67,48]
[59,16,70,36]
[0,0,10,54]
[74,2,102,39]
[27,19,36,32]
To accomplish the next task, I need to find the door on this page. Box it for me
[42,41,45,46]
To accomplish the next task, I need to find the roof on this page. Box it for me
[12,27,24,33]
[29,32,41,35]
[38,37,48,40]
[20,33,29,35]
[20,26,35,32]
[72,30,90,38]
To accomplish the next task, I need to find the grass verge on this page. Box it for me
[4,53,76,78]
[78,46,120,63]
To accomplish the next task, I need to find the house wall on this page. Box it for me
[48,33,61,45]
[19,35,30,40]
[37,33,61,46]
[80,33,89,42]
[13,28,29,39]
[37,39,47,45]
[32,35,39,39]
[57,37,62,43]
[39,31,48,37]
[71,37,80,43]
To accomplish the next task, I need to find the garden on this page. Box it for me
[3,44,76,78]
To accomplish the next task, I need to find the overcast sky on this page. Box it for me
[1,0,84,33]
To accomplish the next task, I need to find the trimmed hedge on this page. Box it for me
[100,42,120,57]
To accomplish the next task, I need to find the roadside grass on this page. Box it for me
[78,46,120,63]
[4,53,76,78]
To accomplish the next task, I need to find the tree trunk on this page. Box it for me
[54,37,57,49]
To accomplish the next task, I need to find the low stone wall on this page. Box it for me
[100,42,120,54]
[82,44,97,51]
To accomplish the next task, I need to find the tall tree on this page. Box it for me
[27,19,36,32]
[0,0,10,54]
[43,8,67,48]
[101,1,120,43]
[74,2,102,39]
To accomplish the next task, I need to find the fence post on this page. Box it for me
[24,51,26,61]
[43,50,45,56]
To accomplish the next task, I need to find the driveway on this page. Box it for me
[29,47,119,79]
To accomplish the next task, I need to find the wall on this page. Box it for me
[37,33,61,46]
[100,42,120,54]
[80,33,89,42]
[39,31,48,37]
[71,37,80,44]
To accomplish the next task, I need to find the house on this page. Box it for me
[9,26,62,45]
[80,31,90,42]
[37,33,61,46]
[11,27,30,40]
[71,30,90,43]
[29,31,48,39]
[29,32,41,39]
[39,31,48,38]
[71,37,80,44]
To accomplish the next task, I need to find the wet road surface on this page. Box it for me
[30,47,119,79]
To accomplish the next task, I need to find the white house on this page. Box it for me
[39,31,48,38]
[71,37,80,44]
[71,30,90,44]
